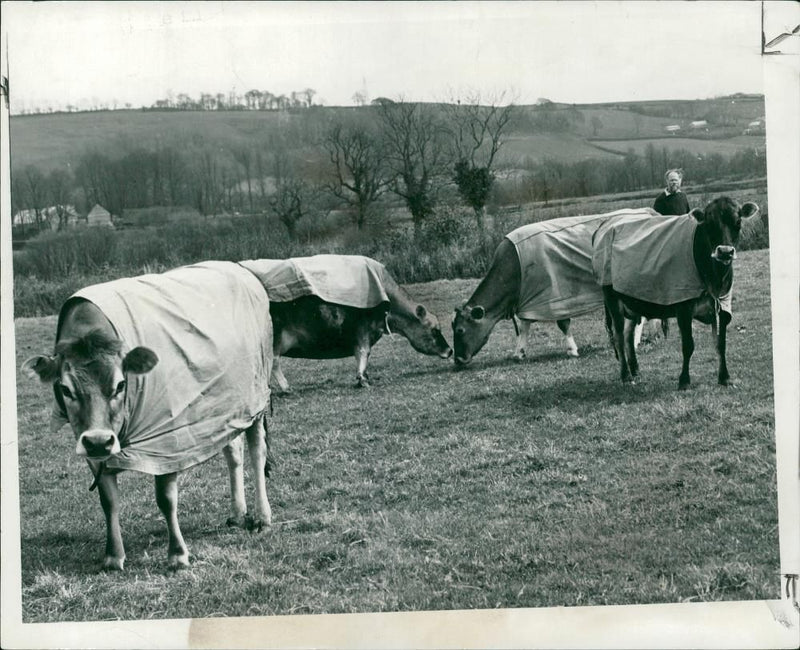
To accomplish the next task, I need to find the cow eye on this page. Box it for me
[59,384,74,400]
[114,380,127,397]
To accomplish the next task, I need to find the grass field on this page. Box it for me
[12,249,779,622]
[591,137,764,157]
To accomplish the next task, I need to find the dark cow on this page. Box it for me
[452,210,661,366]
[452,238,578,365]
[597,197,760,389]
[270,274,452,391]
[23,263,274,570]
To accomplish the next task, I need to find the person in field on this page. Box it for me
[653,168,691,216]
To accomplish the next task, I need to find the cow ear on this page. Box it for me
[470,306,485,321]
[22,355,60,383]
[415,304,427,319]
[690,207,704,221]
[740,202,759,219]
[122,347,158,374]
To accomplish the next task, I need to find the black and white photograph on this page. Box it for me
[1,2,798,648]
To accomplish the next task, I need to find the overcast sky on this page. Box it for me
[3,1,767,113]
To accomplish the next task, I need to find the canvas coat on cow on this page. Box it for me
[240,255,451,390]
[25,261,275,570]
[453,208,661,365]
[592,213,732,315]
[56,261,273,474]
[592,197,759,389]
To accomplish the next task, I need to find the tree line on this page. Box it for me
[12,96,766,242]
[12,96,514,239]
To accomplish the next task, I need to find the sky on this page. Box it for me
[2,1,770,113]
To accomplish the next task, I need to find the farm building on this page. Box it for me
[664,124,681,134]
[690,120,708,129]
[87,204,115,228]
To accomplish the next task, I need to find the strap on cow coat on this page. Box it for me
[89,462,105,491]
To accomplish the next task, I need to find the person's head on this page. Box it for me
[665,169,683,193]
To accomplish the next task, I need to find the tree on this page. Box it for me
[323,121,390,230]
[590,115,603,136]
[232,144,256,212]
[18,165,50,231]
[376,99,449,235]
[46,169,74,230]
[268,178,312,240]
[445,92,514,228]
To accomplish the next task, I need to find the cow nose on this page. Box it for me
[454,355,471,367]
[77,430,121,459]
[714,245,736,263]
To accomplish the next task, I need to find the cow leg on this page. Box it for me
[154,473,190,570]
[222,436,248,528]
[624,317,639,378]
[604,290,632,383]
[96,470,125,571]
[717,309,731,386]
[557,319,578,357]
[633,317,644,350]
[604,305,619,360]
[676,307,695,390]
[245,417,272,532]
[512,319,532,360]
[270,355,291,395]
[354,327,372,388]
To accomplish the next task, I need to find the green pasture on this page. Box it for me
[12,249,779,622]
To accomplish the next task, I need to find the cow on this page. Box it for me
[452,210,662,366]
[22,262,275,571]
[594,197,760,389]
[239,255,452,391]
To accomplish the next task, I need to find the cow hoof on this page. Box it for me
[512,351,526,361]
[273,387,292,397]
[566,349,579,358]
[167,554,190,571]
[226,515,247,529]
[678,383,690,391]
[102,556,125,572]
[356,380,370,388]
[245,513,270,532]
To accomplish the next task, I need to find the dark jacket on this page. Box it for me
[653,190,690,216]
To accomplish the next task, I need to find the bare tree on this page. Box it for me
[445,92,514,228]
[47,169,74,230]
[323,122,390,230]
[376,100,450,235]
[232,144,255,213]
[268,178,313,240]
[18,165,49,231]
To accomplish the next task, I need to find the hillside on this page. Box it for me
[10,96,766,173]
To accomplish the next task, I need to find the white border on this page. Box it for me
[2,3,798,648]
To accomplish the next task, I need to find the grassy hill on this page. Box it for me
[10,96,766,173]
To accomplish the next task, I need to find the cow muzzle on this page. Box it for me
[440,348,454,360]
[453,354,472,368]
[712,245,736,265]
[76,429,121,460]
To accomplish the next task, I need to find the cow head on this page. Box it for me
[452,303,493,366]
[23,329,158,461]
[692,197,760,266]
[393,305,453,359]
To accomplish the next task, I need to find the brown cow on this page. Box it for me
[23,262,274,570]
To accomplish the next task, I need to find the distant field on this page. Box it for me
[498,133,621,164]
[9,99,766,173]
[14,249,779,621]
[591,137,764,157]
